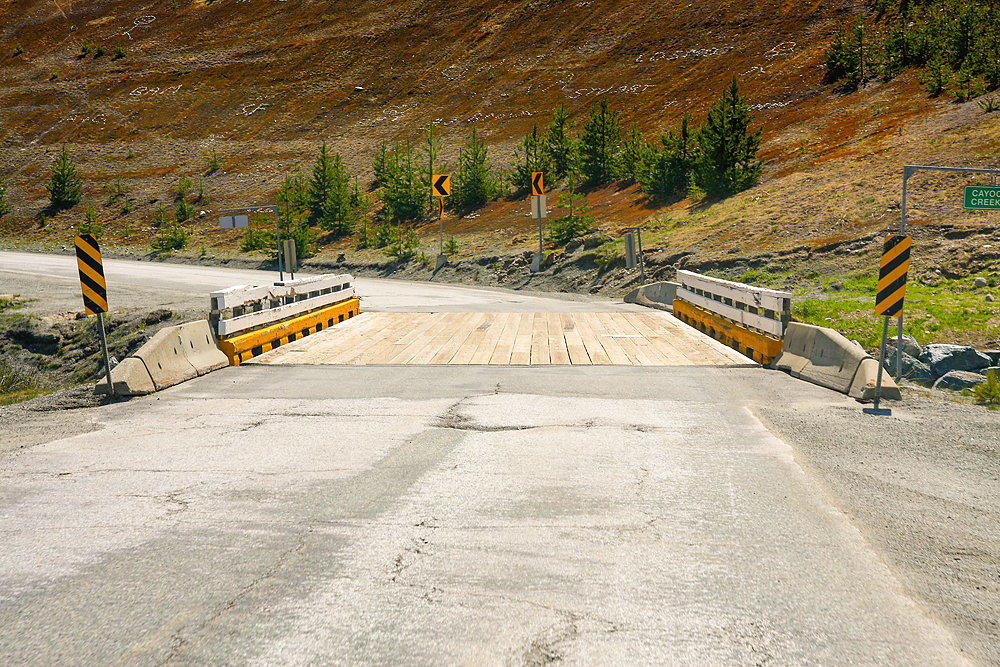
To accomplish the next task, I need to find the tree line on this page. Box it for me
[825,0,1000,100]
[7,76,762,257]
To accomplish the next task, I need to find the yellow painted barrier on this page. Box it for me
[673,299,783,365]
[218,298,360,366]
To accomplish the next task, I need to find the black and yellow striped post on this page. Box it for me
[867,235,912,415]
[75,235,115,398]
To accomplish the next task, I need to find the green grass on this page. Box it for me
[793,272,1000,351]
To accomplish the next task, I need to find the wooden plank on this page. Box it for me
[573,313,613,365]
[450,313,498,364]
[270,312,389,365]
[561,314,592,365]
[310,312,411,365]
[588,313,634,365]
[429,313,489,364]
[466,312,509,364]
[343,314,430,365]
[488,313,521,365]
[510,313,534,365]
[530,312,550,365]
[391,312,467,365]
[624,313,691,365]
[547,312,571,365]
[638,312,732,366]
[612,313,670,365]
[596,312,649,365]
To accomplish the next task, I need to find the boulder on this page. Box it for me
[881,347,936,385]
[933,370,990,392]
[974,277,989,288]
[890,333,922,358]
[918,344,992,378]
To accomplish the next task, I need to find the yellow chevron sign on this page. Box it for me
[875,234,911,317]
[75,234,108,315]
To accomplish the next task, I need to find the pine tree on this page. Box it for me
[320,154,353,236]
[618,123,647,181]
[307,141,335,224]
[638,113,698,203]
[420,122,444,212]
[0,177,10,217]
[544,103,577,180]
[452,128,498,210]
[579,98,621,185]
[380,141,424,222]
[511,125,551,193]
[694,78,762,198]
[46,145,82,208]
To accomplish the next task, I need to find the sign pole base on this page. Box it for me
[863,315,891,416]
[97,312,115,400]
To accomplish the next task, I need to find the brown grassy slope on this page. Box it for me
[1,0,1000,277]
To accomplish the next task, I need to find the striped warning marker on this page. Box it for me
[875,234,911,318]
[74,234,108,315]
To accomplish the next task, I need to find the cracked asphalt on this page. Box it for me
[1,255,998,665]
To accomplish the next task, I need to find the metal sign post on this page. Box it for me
[74,234,115,398]
[625,226,645,285]
[865,234,911,416]
[432,174,451,271]
[219,205,282,280]
[531,172,546,274]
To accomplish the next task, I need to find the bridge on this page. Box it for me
[0,251,992,666]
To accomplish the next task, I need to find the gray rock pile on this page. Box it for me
[879,336,999,391]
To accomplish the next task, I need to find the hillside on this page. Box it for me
[1,0,999,348]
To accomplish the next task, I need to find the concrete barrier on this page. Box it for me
[771,322,900,400]
[134,326,199,390]
[177,320,229,376]
[624,282,678,311]
[95,357,156,396]
[95,319,230,396]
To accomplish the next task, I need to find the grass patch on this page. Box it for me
[793,272,1000,351]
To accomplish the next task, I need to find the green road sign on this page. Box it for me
[964,185,1000,209]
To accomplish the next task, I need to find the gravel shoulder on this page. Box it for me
[753,385,1000,667]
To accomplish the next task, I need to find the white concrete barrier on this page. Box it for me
[624,282,678,311]
[771,322,900,400]
[177,320,229,376]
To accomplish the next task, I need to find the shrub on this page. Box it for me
[452,128,501,210]
[0,177,11,217]
[511,124,551,193]
[544,103,577,180]
[373,222,394,248]
[972,369,1000,409]
[208,148,221,171]
[377,141,425,222]
[113,46,126,59]
[175,200,194,223]
[384,227,420,261]
[77,205,103,238]
[546,175,594,245]
[152,224,188,251]
[95,45,105,58]
[444,236,459,255]
[173,176,192,200]
[150,203,169,228]
[80,41,93,56]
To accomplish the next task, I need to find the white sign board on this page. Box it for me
[532,195,547,219]
[219,214,249,229]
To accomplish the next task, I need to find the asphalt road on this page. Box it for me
[1,252,998,666]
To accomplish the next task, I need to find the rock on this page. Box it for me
[974,277,989,288]
[581,233,609,250]
[921,271,941,287]
[933,370,990,392]
[918,343,992,377]
[881,347,936,385]
[565,237,583,252]
[987,294,995,302]
[890,333,922,358]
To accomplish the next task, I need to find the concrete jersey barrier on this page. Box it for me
[771,322,900,401]
[624,282,678,311]
[96,319,229,396]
